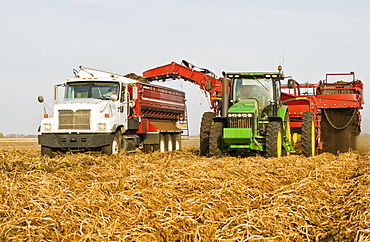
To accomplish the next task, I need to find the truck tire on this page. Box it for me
[200,112,215,156]
[302,111,315,157]
[209,122,223,157]
[159,134,166,152]
[266,121,283,158]
[102,133,121,155]
[172,133,181,150]
[41,146,54,158]
[165,134,173,151]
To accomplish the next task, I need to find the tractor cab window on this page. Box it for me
[233,78,273,110]
[65,82,120,100]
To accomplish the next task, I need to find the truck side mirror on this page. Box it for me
[288,79,295,89]
[38,95,45,103]
[205,81,213,91]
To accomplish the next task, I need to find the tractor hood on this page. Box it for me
[229,99,258,113]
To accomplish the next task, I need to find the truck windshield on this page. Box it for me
[233,78,274,109]
[65,82,120,100]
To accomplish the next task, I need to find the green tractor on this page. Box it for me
[200,70,295,157]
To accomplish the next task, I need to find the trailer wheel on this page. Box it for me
[102,133,121,155]
[302,111,315,157]
[266,121,283,158]
[41,146,54,158]
[172,133,181,150]
[209,122,223,157]
[200,112,215,156]
[159,134,166,152]
[164,134,173,151]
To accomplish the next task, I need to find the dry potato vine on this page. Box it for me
[0,138,370,241]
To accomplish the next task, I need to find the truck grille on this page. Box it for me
[229,117,253,128]
[58,109,91,130]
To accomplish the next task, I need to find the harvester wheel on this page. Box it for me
[41,146,54,158]
[266,121,283,158]
[165,134,173,151]
[200,112,215,156]
[209,122,223,157]
[302,111,315,157]
[172,133,181,150]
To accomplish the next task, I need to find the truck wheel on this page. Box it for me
[120,137,128,153]
[159,134,166,152]
[209,122,223,157]
[302,111,315,157]
[41,146,54,158]
[165,134,173,151]
[143,144,152,153]
[102,133,121,155]
[172,133,181,150]
[266,121,283,158]
[200,112,215,156]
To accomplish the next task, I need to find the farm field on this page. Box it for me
[1,136,370,241]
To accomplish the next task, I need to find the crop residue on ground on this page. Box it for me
[1,138,370,241]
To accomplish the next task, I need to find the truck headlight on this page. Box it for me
[97,123,106,131]
[43,123,52,131]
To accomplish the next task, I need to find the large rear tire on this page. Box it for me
[302,111,315,157]
[266,121,283,158]
[200,112,215,156]
[209,122,223,157]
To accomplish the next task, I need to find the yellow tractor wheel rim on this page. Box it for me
[277,130,282,157]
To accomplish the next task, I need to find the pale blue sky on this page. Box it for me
[1,0,369,135]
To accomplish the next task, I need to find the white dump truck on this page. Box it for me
[38,66,187,157]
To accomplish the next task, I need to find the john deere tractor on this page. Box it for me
[200,69,295,157]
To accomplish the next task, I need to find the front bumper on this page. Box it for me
[38,133,111,148]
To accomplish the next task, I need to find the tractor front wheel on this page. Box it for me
[209,122,223,157]
[200,112,215,156]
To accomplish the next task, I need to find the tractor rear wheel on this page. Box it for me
[200,112,215,156]
[209,122,223,157]
[302,111,315,157]
[266,121,283,158]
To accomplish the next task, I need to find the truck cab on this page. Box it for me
[38,69,137,157]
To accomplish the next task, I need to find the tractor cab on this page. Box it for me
[227,72,284,118]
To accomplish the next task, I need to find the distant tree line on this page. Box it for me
[0,133,37,138]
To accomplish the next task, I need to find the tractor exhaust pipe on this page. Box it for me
[222,73,229,117]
